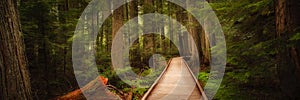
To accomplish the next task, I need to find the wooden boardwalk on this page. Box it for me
[142,57,207,100]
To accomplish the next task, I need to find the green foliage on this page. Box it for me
[289,32,300,48]
[133,88,147,97]
[290,32,300,41]
[198,71,209,85]
[19,0,89,99]
[209,0,286,99]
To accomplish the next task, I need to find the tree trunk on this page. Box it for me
[112,1,125,39]
[186,3,202,62]
[167,2,176,54]
[0,0,32,99]
[143,0,155,54]
[55,76,120,100]
[127,0,140,63]
[276,0,300,99]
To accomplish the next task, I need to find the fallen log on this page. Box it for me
[55,76,121,100]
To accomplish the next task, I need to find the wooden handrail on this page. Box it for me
[141,58,173,100]
[182,59,208,100]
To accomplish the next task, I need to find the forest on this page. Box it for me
[0,0,300,100]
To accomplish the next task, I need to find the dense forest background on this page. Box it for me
[1,0,300,99]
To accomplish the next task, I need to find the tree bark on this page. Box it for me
[0,0,32,99]
[112,1,125,40]
[186,1,204,65]
[276,0,300,99]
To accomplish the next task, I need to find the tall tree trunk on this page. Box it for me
[167,2,174,54]
[176,5,185,55]
[0,0,32,99]
[159,0,166,53]
[112,1,125,39]
[201,22,211,66]
[103,1,111,52]
[127,0,140,62]
[201,0,213,66]
[143,0,155,54]
[276,0,300,99]
[186,3,202,63]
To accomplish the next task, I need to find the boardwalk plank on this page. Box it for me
[142,57,207,100]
